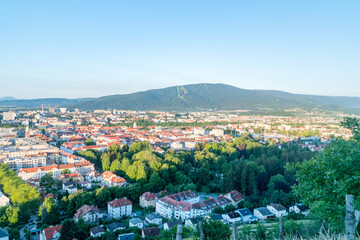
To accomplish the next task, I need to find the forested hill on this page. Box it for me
[3,83,360,112]
[71,83,360,112]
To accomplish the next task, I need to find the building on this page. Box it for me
[254,207,274,220]
[62,182,77,194]
[18,160,94,180]
[185,217,201,229]
[224,190,244,207]
[236,208,257,223]
[74,205,103,224]
[90,226,105,238]
[145,213,162,226]
[142,227,160,239]
[59,173,84,183]
[267,204,288,218]
[2,111,16,121]
[289,203,309,216]
[108,198,132,219]
[223,212,241,224]
[0,191,10,207]
[118,233,135,240]
[129,218,144,229]
[139,192,156,208]
[40,225,62,240]
[156,191,232,220]
[163,220,182,230]
[4,155,47,172]
[105,222,126,232]
[101,171,127,187]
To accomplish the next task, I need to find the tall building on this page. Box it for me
[2,111,16,121]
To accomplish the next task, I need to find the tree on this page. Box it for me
[61,169,70,174]
[110,159,121,172]
[41,172,54,185]
[59,219,77,240]
[85,137,96,146]
[102,154,111,171]
[341,117,360,141]
[202,219,231,240]
[288,139,360,231]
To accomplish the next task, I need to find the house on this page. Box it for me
[108,198,132,219]
[267,204,288,218]
[0,228,9,240]
[59,173,84,183]
[139,192,156,208]
[289,203,309,216]
[85,170,102,182]
[142,227,160,239]
[101,171,127,187]
[118,233,135,240]
[0,191,10,207]
[185,217,201,228]
[145,213,162,226]
[253,207,274,220]
[212,214,224,221]
[236,208,257,223]
[90,226,105,237]
[74,205,103,224]
[40,225,62,240]
[129,218,144,229]
[80,181,92,189]
[163,220,182,230]
[106,222,126,232]
[224,190,244,207]
[223,212,241,224]
[62,182,77,194]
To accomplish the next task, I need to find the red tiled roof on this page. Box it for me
[44,224,62,240]
[108,198,132,208]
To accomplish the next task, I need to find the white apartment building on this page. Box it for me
[18,160,94,180]
[2,111,16,121]
[107,198,132,219]
[0,191,10,207]
[4,155,47,172]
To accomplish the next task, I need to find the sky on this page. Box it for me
[0,1,359,99]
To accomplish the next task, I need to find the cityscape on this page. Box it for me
[1,1,360,240]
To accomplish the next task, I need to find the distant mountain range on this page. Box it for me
[2,83,360,113]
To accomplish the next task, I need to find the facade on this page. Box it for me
[129,218,144,229]
[2,111,16,121]
[101,171,127,187]
[145,213,162,226]
[156,190,232,220]
[289,203,309,216]
[108,198,132,219]
[4,155,47,172]
[139,192,156,208]
[74,205,103,224]
[254,207,274,220]
[18,160,94,180]
[40,225,62,240]
[236,208,257,223]
[267,204,288,218]
[224,190,244,207]
[223,212,241,223]
[90,227,105,238]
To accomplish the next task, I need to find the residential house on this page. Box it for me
[59,173,84,183]
[62,182,77,194]
[236,208,257,223]
[80,181,92,189]
[163,220,182,230]
[108,198,132,219]
[74,205,103,224]
[90,226,105,238]
[105,222,126,232]
[224,190,244,207]
[139,192,156,208]
[118,233,135,240]
[289,203,309,216]
[267,204,288,218]
[223,212,241,224]
[85,170,102,182]
[142,227,160,239]
[145,213,162,226]
[129,218,144,229]
[101,171,127,187]
[185,217,201,229]
[40,225,62,240]
[254,207,274,220]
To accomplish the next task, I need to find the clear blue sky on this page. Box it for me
[0,1,359,99]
